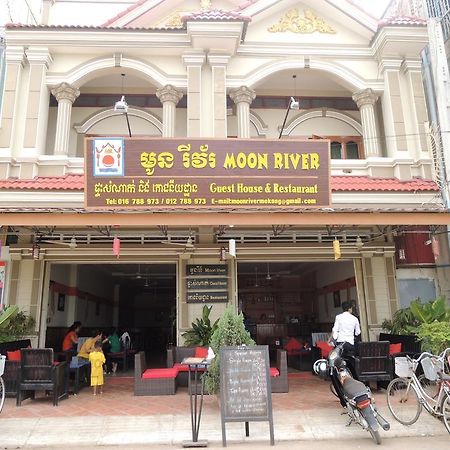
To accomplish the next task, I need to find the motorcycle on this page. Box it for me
[313,343,390,445]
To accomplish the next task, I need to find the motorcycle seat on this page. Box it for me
[342,377,368,399]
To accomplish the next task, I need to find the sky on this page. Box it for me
[356,0,392,18]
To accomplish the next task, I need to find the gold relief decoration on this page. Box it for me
[268,9,335,34]
[164,13,183,28]
[200,0,212,10]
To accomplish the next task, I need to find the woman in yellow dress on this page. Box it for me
[89,340,106,395]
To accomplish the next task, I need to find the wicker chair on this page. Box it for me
[354,341,392,386]
[0,339,31,397]
[134,351,177,396]
[270,349,289,393]
[16,348,67,406]
[167,346,197,387]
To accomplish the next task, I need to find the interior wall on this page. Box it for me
[316,260,357,325]
[75,265,114,329]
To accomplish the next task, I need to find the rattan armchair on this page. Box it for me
[16,348,67,406]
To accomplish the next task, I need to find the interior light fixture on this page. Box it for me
[355,236,363,249]
[31,243,40,260]
[266,262,272,280]
[254,267,259,288]
[69,235,77,249]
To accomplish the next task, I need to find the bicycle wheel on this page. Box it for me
[0,376,5,414]
[368,427,381,445]
[441,393,450,434]
[386,377,421,425]
[418,374,439,400]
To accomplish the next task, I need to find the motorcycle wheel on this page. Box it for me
[368,427,381,445]
[329,382,339,398]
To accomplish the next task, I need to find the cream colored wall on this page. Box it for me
[227,109,361,139]
[245,2,368,45]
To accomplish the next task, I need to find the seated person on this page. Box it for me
[78,330,105,361]
[106,328,121,374]
[62,321,82,355]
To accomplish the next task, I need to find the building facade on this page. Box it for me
[0,0,449,352]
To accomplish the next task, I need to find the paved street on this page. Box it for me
[5,435,449,450]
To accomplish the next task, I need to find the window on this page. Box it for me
[326,136,363,159]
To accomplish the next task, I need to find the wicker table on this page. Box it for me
[182,357,210,448]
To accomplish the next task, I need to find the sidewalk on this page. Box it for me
[0,375,447,447]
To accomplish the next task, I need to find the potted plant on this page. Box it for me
[204,306,255,395]
[0,305,35,344]
[181,305,219,347]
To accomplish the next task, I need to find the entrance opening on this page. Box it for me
[237,260,357,369]
[45,263,176,367]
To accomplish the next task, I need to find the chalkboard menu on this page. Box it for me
[220,346,274,446]
[186,264,228,303]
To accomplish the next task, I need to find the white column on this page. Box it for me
[0,47,25,158]
[208,53,230,137]
[51,83,80,156]
[352,88,381,157]
[156,85,183,137]
[182,51,206,137]
[229,86,256,138]
[23,47,52,157]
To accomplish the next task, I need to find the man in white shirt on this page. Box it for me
[330,300,361,357]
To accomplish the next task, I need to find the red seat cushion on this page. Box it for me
[270,367,280,377]
[284,337,302,355]
[195,347,208,358]
[173,363,189,372]
[7,350,21,361]
[142,368,178,379]
[389,343,402,355]
[316,341,333,358]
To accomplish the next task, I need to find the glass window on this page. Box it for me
[330,141,342,159]
[346,141,360,159]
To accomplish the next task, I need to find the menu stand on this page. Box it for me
[182,358,210,448]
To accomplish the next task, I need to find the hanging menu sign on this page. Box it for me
[186,264,228,303]
[85,137,330,211]
[220,346,274,446]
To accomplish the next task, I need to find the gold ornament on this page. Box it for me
[268,9,335,34]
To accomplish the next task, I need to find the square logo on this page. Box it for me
[93,138,124,176]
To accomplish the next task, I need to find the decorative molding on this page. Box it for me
[268,9,335,34]
[280,108,362,136]
[25,47,53,68]
[73,107,162,134]
[51,82,80,103]
[352,88,378,108]
[156,85,184,105]
[229,86,256,105]
[227,58,380,92]
[249,111,268,137]
[46,55,185,89]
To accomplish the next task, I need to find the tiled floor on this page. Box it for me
[1,372,387,419]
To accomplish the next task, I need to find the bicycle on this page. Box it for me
[0,354,5,413]
[386,349,450,434]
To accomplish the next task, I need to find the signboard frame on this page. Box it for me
[84,137,331,212]
[186,264,229,304]
[219,345,274,446]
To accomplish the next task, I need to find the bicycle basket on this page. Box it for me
[395,357,414,378]
[421,356,442,381]
[0,355,5,377]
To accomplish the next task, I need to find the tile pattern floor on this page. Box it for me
[1,372,447,447]
[1,372,376,418]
